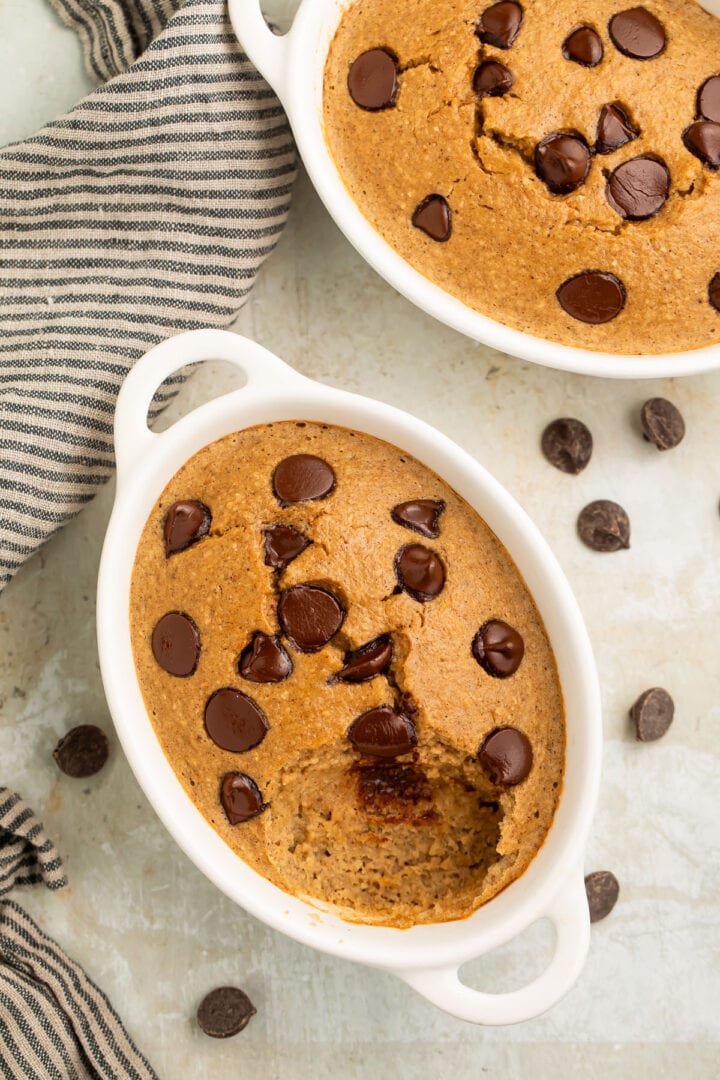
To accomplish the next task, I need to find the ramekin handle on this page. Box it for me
[114,328,305,480]
[228,0,292,97]
[399,869,590,1026]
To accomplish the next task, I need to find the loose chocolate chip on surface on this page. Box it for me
[585,870,620,922]
[204,689,269,752]
[698,75,720,123]
[164,500,211,556]
[640,398,685,451]
[608,7,666,59]
[53,725,109,778]
[562,26,604,67]
[541,418,593,475]
[535,133,591,195]
[333,635,393,683]
[273,454,335,504]
[391,498,445,538]
[606,155,670,220]
[220,772,267,824]
[595,102,639,154]
[478,727,533,785]
[347,48,398,110]
[577,500,630,552]
[630,687,674,741]
[239,632,293,683]
[412,195,452,242]
[477,1,524,49]
[556,271,626,324]
[263,523,310,570]
[472,619,525,678]
[395,543,445,601]
[151,612,200,677]
[710,272,720,312]
[682,121,720,169]
[197,986,256,1038]
[473,60,514,97]
[278,584,345,651]
[348,706,418,758]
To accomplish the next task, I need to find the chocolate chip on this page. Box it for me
[710,272,720,312]
[151,612,200,677]
[473,60,514,98]
[682,121,720,169]
[197,987,256,1038]
[535,133,591,195]
[412,195,452,241]
[477,1,523,49]
[278,584,345,651]
[472,619,525,678]
[273,454,335,504]
[239,632,292,683]
[606,156,670,220]
[541,418,593,475]
[577,500,630,552]
[556,271,626,324]
[698,75,720,123]
[595,103,639,154]
[391,498,445,538]
[53,725,109,778]
[204,689,269,752]
[584,870,620,922]
[220,771,267,823]
[640,398,685,451]
[395,543,445,601]
[164,500,211,556]
[478,727,533,785]
[348,706,418,758]
[347,48,398,110]
[608,7,665,59]
[263,524,310,570]
[562,26,604,67]
[332,635,393,683]
[630,687,674,741]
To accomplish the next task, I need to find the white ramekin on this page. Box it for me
[97,329,602,1025]
[229,0,720,379]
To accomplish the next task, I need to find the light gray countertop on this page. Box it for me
[1,2,718,1076]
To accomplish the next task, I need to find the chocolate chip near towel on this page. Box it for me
[53,725,109,778]
[196,987,256,1038]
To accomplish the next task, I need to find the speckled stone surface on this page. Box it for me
[0,2,718,1076]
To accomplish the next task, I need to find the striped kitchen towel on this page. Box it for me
[0,790,157,1078]
[0,0,296,591]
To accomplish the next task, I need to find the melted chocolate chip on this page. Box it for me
[220,772,267,824]
[204,689,269,752]
[683,121,720,169]
[606,156,670,220]
[394,543,445,601]
[347,48,398,110]
[556,271,626,324]
[164,500,211,556]
[332,635,393,683]
[640,398,685,451]
[562,26,604,67]
[278,584,345,652]
[577,500,630,552]
[477,1,524,49]
[151,612,200,677]
[472,619,525,677]
[412,195,452,241]
[535,133,591,195]
[541,418,593,474]
[197,986,256,1038]
[273,454,335,504]
[478,727,533,785]
[595,103,639,154]
[608,7,666,59]
[53,725,109,778]
[473,60,514,98]
[238,632,292,683]
[357,762,433,822]
[630,687,674,742]
[391,498,445,538]
[709,272,720,312]
[585,870,620,922]
[348,706,418,758]
[263,524,310,570]
[698,75,720,123]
